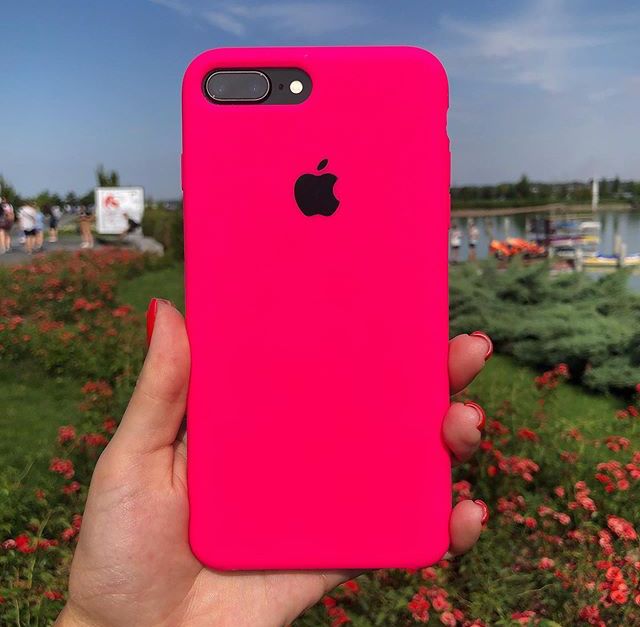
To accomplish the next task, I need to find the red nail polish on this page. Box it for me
[470,331,493,361]
[474,499,489,526]
[146,298,159,348]
[464,401,486,431]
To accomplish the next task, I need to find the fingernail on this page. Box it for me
[474,499,489,527]
[470,331,493,361]
[464,401,486,431]
[146,298,173,348]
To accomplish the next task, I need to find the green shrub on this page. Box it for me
[142,207,184,259]
[450,260,640,394]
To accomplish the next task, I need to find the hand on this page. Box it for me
[56,300,491,627]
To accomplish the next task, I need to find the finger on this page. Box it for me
[443,401,484,464]
[449,332,493,395]
[110,299,191,456]
[447,498,488,556]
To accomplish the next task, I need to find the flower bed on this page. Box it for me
[1,253,639,625]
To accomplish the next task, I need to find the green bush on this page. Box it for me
[142,207,184,259]
[449,260,640,394]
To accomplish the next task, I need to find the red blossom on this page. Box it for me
[103,418,117,433]
[607,515,637,541]
[517,427,539,442]
[440,611,456,626]
[15,534,35,554]
[82,433,109,447]
[57,425,76,444]
[62,481,81,495]
[49,457,74,479]
[408,592,430,623]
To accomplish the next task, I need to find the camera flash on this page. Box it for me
[289,80,303,94]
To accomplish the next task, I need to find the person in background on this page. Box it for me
[0,197,15,253]
[450,220,462,263]
[34,204,45,252]
[49,205,61,242]
[468,219,480,261]
[78,205,94,249]
[18,202,37,254]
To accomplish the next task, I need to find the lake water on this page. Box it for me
[452,209,640,291]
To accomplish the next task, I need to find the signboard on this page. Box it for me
[95,187,144,235]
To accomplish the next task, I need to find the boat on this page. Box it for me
[490,238,545,259]
[582,253,640,268]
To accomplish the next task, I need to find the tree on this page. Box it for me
[96,164,120,187]
[515,174,531,199]
[0,174,21,206]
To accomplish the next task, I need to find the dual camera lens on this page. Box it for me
[206,71,270,102]
[204,69,311,105]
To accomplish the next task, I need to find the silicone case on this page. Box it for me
[183,46,450,570]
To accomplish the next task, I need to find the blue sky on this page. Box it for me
[2,0,639,199]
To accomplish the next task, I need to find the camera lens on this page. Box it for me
[205,71,270,102]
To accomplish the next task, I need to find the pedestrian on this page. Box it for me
[18,202,38,254]
[48,205,61,242]
[468,219,480,261]
[450,220,462,263]
[0,197,15,253]
[78,205,94,249]
[34,204,45,251]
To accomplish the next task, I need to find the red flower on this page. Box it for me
[578,605,601,624]
[517,428,539,442]
[57,425,76,444]
[62,481,81,495]
[2,539,17,550]
[440,611,456,626]
[112,305,132,317]
[607,515,637,541]
[34,488,46,500]
[15,534,35,554]
[61,528,76,542]
[44,590,64,601]
[82,433,109,447]
[103,418,117,433]
[538,557,555,570]
[49,457,74,479]
[342,579,359,595]
[408,592,430,623]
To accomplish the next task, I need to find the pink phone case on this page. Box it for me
[182,46,450,570]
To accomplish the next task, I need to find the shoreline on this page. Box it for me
[451,202,632,218]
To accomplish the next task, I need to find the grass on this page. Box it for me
[0,360,83,470]
[467,354,623,442]
[118,262,185,313]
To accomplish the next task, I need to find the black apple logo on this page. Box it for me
[294,159,339,216]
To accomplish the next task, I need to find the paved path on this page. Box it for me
[0,235,102,266]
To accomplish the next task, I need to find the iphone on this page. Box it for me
[182,46,450,569]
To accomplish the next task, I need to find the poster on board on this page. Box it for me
[95,187,144,235]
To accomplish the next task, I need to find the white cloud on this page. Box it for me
[203,10,246,36]
[149,0,192,17]
[440,0,606,93]
[150,0,369,37]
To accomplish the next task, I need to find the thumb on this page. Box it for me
[110,299,191,456]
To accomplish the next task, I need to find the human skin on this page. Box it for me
[56,300,491,627]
